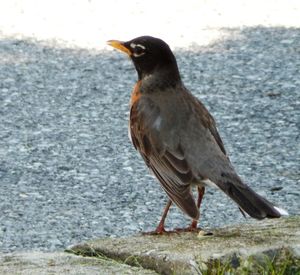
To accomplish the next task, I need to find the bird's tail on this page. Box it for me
[219,178,288,219]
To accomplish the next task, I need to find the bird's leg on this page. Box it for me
[154,199,172,234]
[189,186,205,230]
[143,199,172,235]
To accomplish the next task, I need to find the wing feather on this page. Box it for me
[129,99,199,219]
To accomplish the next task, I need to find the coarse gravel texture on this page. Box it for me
[0,26,299,253]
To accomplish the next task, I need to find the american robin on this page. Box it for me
[107,36,287,234]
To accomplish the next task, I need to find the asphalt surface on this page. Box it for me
[0,27,299,252]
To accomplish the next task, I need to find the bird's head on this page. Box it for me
[107,36,180,83]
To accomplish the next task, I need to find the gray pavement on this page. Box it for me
[0,26,299,252]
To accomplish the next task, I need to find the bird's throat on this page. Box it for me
[139,67,182,92]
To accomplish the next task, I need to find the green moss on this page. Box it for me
[66,246,119,266]
[123,255,143,268]
[199,248,300,275]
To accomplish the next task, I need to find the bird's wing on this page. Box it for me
[129,95,199,219]
[194,98,227,156]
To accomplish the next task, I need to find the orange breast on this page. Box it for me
[130,80,142,107]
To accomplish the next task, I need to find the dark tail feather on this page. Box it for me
[222,181,285,219]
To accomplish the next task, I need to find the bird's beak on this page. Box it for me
[107,40,132,56]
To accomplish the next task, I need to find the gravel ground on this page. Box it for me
[0,18,300,253]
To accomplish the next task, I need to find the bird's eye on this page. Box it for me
[130,43,146,57]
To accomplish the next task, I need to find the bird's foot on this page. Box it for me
[142,223,168,235]
[174,220,202,233]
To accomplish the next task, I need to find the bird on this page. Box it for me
[107,36,287,234]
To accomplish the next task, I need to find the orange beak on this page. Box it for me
[107,40,132,56]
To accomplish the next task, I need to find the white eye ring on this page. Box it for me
[133,51,145,57]
[130,43,146,50]
[130,43,146,57]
